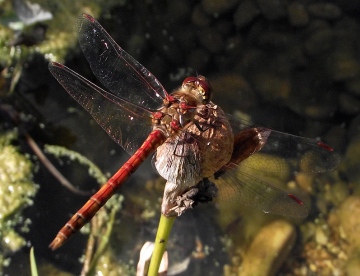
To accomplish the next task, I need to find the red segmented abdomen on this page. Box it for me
[49,130,166,250]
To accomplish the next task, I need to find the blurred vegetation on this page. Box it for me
[0,131,38,273]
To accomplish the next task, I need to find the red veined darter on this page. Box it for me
[48,14,339,250]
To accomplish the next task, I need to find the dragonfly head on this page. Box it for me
[182,76,212,104]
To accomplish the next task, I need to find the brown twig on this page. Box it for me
[24,132,91,196]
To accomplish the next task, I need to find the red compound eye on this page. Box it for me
[182,77,198,86]
[197,78,211,96]
[182,76,212,103]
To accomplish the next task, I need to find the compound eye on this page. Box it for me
[182,77,198,86]
[182,76,212,103]
[197,76,212,103]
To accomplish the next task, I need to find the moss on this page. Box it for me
[44,144,107,184]
[0,131,38,270]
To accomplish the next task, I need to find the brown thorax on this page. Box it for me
[151,75,213,137]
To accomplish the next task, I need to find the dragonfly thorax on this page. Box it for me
[152,90,202,137]
[152,75,213,137]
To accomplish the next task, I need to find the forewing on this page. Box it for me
[258,129,340,173]
[77,14,168,110]
[49,62,153,154]
[227,115,340,175]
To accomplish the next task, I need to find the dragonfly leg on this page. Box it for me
[161,181,190,217]
[168,188,198,216]
[162,178,218,217]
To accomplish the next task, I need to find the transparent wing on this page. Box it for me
[214,168,308,218]
[49,62,154,154]
[77,14,168,110]
[257,128,339,173]
[227,115,340,175]
[209,116,339,217]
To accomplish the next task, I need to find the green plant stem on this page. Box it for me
[30,247,38,276]
[86,205,118,275]
[148,214,176,275]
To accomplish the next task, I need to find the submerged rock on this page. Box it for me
[308,3,343,20]
[339,196,360,249]
[240,220,296,275]
[288,2,310,27]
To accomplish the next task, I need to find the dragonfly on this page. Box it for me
[48,14,339,250]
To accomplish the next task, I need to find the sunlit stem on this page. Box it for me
[148,214,176,276]
[30,247,39,276]
[85,206,118,275]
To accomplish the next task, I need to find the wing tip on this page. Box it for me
[316,141,334,152]
[49,61,64,68]
[81,13,95,23]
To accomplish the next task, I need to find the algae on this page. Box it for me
[0,131,38,271]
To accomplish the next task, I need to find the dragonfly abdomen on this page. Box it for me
[49,130,166,250]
